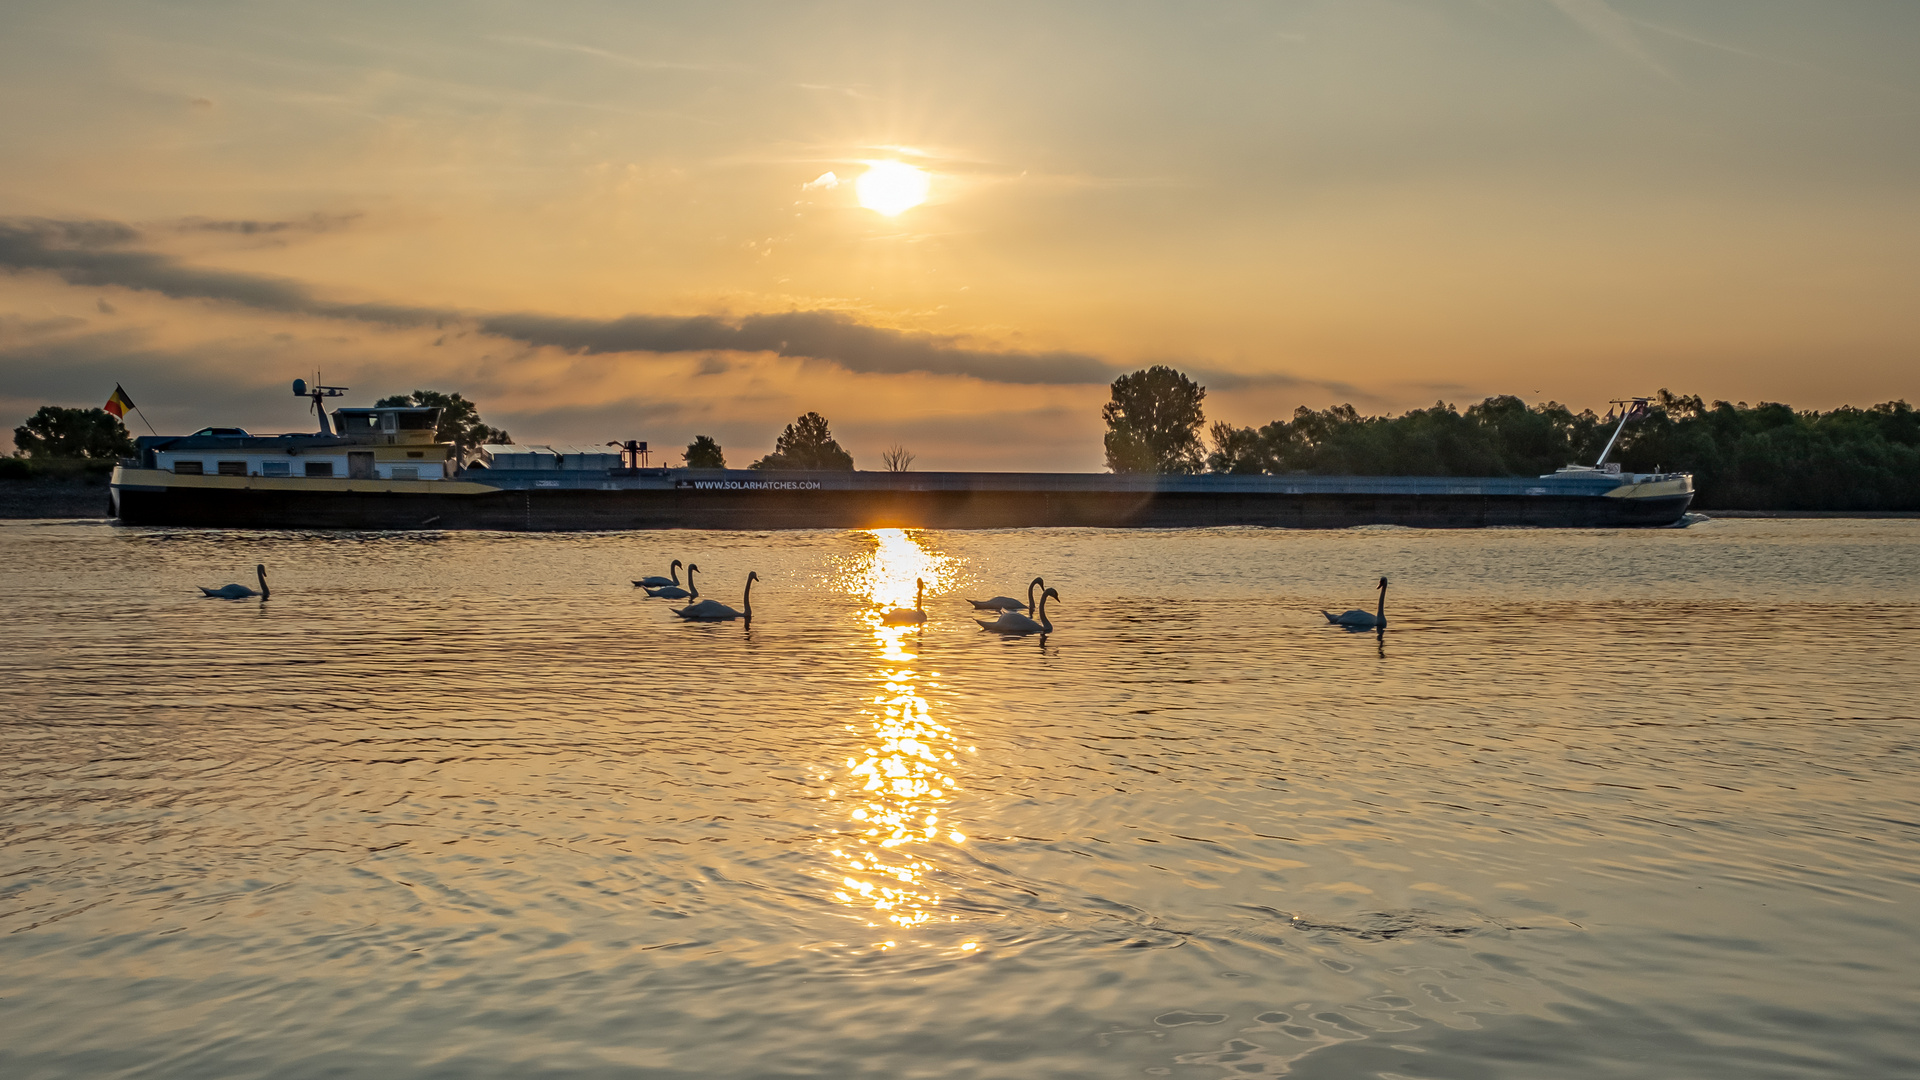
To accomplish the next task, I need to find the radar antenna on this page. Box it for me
[292,377,348,435]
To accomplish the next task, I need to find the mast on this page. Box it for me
[293,378,348,435]
[1594,397,1649,468]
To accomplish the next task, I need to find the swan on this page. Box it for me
[977,587,1057,635]
[634,559,682,588]
[646,563,698,599]
[969,576,1043,612]
[675,571,756,621]
[1323,577,1388,628]
[200,564,269,600]
[880,578,928,625]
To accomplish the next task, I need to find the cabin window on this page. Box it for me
[261,461,290,477]
[304,461,334,477]
[397,412,436,430]
[173,460,204,475]
[335,414,379,435]
[216,460,246,476]
[390,466,419,480]
[407,451,424,458]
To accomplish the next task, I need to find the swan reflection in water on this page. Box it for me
[819,530,976,942]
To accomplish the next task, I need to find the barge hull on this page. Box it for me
[113,480,1692,530]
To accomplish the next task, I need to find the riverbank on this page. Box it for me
[0,478,112,518]
[0,460,115,518]
[1701,509,1920,519]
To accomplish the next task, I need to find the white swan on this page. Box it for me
[201,564,269,600]
[675,571,756,621]
[880,578,928,625]
[1323,577,1387,628]
[634,559,682,588]
[969,576,1043,612]
[647,563,698,599]
[977,587,1057,635]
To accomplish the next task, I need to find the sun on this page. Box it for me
[855,161,930,216]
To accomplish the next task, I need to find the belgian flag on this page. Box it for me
[103,384,135,418]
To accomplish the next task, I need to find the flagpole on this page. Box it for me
[131,405,157,435]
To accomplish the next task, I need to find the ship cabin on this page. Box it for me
[138,405,454,481]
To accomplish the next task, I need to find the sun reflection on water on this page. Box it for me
[821,530,973,936]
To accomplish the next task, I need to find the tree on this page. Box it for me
[750,412,855,470]
[683,435,726,469]
[13,406,136,460]
[1102,366,1207,473]
[1205,421,1268,474]
[373,390,510,455]
[881,444,915,472]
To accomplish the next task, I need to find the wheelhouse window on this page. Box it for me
[216,460,247,476]
[173,460,204,475]
[335,413,380,435]
[304,461,334,477]
[261,461,290,477]
[397,412,437,430]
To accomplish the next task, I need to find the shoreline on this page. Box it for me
[0,479,113,519]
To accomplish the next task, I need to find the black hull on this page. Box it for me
[114,484,1693,531]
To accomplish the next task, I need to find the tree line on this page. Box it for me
[1100,367,1920,511]
[15,376,1918,510]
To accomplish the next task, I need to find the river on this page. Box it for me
[2,518,1915,1078]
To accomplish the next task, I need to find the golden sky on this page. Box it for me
[3,1,1916,469]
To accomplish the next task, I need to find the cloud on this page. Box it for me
[0,217,1114,385]
[801,171,840,190]
[172,212,363,236]
[1549,0,1674,81]
[1186,365,1366,400]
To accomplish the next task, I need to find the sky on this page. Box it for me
[2,0,1916,470]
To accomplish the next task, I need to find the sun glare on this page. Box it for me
[855,162,930,216]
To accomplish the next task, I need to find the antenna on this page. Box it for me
[293,376,348,435]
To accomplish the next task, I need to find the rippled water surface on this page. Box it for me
[3,519,1918,1079]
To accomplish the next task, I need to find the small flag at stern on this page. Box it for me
[104,384,135,418]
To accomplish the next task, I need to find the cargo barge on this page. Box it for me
[110,388,1693,530]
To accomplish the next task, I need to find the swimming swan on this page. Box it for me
[647,563,698,599]
[200,564,269,600]
[1323,577,1387,628]
[634,559,682,588]
[977,587,1057,635]
[675,571,756,621]
[969,576,1043,612]
[880,578,928,625]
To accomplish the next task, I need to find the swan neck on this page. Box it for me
[1376,585,1385,623]
[258,567,269,599]
[1038,592,1052,632]
[743,575,753,618]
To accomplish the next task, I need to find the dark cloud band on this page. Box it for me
[0,217,1113,386]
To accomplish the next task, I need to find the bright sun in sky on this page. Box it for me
[855,162,930,216]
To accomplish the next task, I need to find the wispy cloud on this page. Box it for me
[0,217,1115,386]
[489,35,729,73]
[171,212,363,236]
[1549,0,1675,82]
